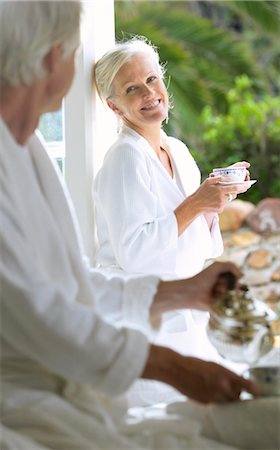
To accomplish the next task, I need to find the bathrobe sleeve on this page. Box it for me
[208,214,224,258]
[0,212,151,395]
[94,143,179,275]
[166,136,223,263]
[89,268,160,336]
[0,124,159,396]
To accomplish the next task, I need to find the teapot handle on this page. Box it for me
[212,271,237,296]
[212,271,249,297]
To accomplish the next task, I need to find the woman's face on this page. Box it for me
[108,54,169,132]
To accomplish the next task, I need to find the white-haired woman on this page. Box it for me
[93,38,250,280]
[93,39,251,404]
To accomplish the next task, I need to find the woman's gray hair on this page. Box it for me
[0,1,81,87]
[94,37,166,104]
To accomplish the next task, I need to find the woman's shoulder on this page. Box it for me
[96,134,151,182]
[164,134,194,159]
[163,134,198,171]
[164,134,190,152]
[104,133,150,166]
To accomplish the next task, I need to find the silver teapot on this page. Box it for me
[207,275,275,364]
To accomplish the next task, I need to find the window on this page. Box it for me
[39,108,65,173]
[38,1,116,261]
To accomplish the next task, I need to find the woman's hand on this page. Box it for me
[191,176,248,214]
[207,161,251,205]
[174,162,251,236]
[174,176,247,235]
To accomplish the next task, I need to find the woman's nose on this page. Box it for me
[141,84,153,97]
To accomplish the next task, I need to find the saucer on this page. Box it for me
[218,179,257,187]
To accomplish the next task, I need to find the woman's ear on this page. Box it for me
[107,99,121,116]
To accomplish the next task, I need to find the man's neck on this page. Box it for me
[1,85,41,146]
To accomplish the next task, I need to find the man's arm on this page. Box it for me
[150,261,242,321]
[91,261,260,403]
[141,345,260,403]
[93,261,242,335]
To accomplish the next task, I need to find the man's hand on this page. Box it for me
[142,345,260,404]
[170,355,259,403]
[185,261,243,310]
[151,261,243,319]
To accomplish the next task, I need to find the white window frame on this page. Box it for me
[44,140,65,161]
[63,0,117,262]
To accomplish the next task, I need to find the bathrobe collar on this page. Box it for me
[119,124,194,199]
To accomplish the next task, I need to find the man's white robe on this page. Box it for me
[0,119,237,449]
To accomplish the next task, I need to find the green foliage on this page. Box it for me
[200,75,280,203]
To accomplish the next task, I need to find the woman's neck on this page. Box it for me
[123,120,163,156]
[123,120,173,177]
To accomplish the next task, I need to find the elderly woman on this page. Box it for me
[0,2,261,449]
[93,40,251,401]
[93,38,250,281]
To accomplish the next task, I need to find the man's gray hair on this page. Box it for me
[94,37,166,104]
[0,1,81,87]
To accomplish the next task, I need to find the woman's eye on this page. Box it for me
[147,76,157,83]
[126,86,137,94]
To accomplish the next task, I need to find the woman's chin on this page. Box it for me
[141,112,167,126]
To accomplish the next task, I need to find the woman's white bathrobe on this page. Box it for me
[0,118,240,450]
[94,125,223,280]
[93,126,224,395]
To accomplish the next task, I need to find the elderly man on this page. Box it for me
[0,2,259,449]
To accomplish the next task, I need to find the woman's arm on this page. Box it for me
[174,176,249,236]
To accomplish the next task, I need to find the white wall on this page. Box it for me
[64,0,117,261]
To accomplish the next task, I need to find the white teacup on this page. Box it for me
[244,366,280,397]
[213,166,246,182]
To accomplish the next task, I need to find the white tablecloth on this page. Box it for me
[166,397,280,450]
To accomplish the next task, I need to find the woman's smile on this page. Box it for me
[141,99,161,111]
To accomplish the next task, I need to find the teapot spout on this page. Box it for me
[244,326,273,364]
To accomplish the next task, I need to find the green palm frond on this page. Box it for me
[228,0,280,35]
[136,4,258,75]
[116,2,263,87]
[166,80,202,138]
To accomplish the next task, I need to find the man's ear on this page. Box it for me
[43,45,62,74]
[107,99,122,116]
